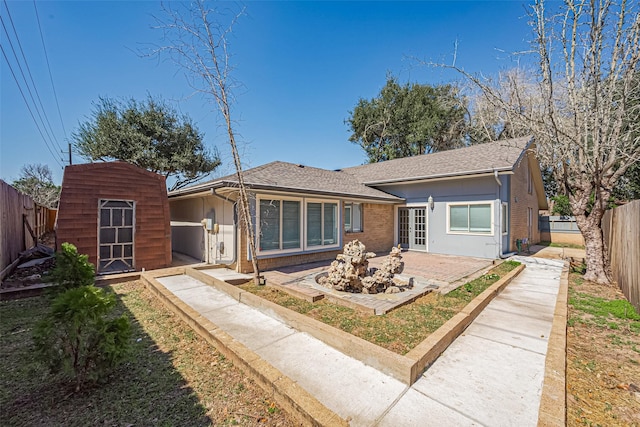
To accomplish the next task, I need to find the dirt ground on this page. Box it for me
[567,275,640,426]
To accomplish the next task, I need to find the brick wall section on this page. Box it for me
[509,153,542,249]
[237,202,395,274]
[56,162,171,272]
[345,203,395,253]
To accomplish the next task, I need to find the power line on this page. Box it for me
[1,43,63,168]
[33,0,67,140]
[1,0,64,154]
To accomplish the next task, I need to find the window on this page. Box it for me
[527,170,533,194]
[306,202,338,247]
[448,203,492,234]
[344,202,363,232]
[501,203,508,235]
[258,198,301,251]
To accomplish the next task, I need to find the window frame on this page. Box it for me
[256,196,303,254]
[344,202,363,233]
[446,201,494,236]
[304,200,340,249]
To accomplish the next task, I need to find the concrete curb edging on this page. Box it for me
[186,268,414,383]
[164,264,525,385]
[139,263,526,425]
[141,271,348,427]
[405,263,526,383]
[537,261,569,426]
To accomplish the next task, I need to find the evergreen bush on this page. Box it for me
[47,242,95,290]
[33,285,131,392]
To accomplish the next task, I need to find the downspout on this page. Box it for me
[211,188,237,266]
[202,197,209,264]
[495,169,516,258]
[494,170,504,259]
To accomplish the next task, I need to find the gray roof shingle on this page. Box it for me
[172,161,402,201]
[342,136,533,184]
[169,136,533,200]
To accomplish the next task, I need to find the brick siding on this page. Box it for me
[509,153,542,250]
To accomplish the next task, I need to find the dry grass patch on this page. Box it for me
[241,261,519,355]
[567,272,640,426]
[0,281,294,427]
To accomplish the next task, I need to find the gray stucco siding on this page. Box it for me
[380,176,508,259]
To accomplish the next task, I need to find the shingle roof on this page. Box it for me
[170,136,533,200]
[171,161,402,202]
[342,136,533,184]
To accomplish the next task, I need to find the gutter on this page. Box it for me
[365,168,513,186]
[494,169,502,186]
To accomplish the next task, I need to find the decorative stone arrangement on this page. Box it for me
[317,240,408,294]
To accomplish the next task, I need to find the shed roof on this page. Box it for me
[341,136,533,185]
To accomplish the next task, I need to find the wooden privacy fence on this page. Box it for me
[0,180,57,279]
[603,199,640,311]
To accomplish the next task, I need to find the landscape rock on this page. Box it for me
[318,240,408,294]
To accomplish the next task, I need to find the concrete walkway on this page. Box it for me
[154,256,564,426]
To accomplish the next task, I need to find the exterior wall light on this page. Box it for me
[428,195,434,210]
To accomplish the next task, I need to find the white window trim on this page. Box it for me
[446,201,495,236]
[304,199,340,250]
[256,195,303,255]
[344,202,363,233]
[501,202,509,235]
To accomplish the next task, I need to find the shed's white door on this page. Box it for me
[98,200,135,273]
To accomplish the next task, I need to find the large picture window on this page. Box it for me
[448,203,492,234]
[344,202,363,232]
[259,199,301,251]
[306,202,338,247]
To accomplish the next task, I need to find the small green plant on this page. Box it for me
[33,285,131,391]
[551,194,572,216]
[47,242,95,291]
[571,261,587,274]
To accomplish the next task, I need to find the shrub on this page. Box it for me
[551,195,572,216]
[47,242,95,290]
[33,285,131,392]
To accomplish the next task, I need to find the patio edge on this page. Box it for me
[405,263,526,384]
[140,271,348,427]
[536,261,569,426]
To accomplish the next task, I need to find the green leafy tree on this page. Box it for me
[613,163,640,201]
[551,195,572,216]
[47,242,95,291]
[72,96,221,190]
[34,285,131,392]
[12,163,60,208]
[347,76,467,162]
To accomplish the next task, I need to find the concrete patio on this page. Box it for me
[143,255,566,426]
[263,251,496,294]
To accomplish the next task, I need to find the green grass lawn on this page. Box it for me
[241,260,520,355]
[0,282,292,427]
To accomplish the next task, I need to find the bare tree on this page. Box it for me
[430,0,640,284]
[149,1,260,283]
[12,163,60,208]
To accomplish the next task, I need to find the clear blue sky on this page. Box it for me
[1,1,534,186]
